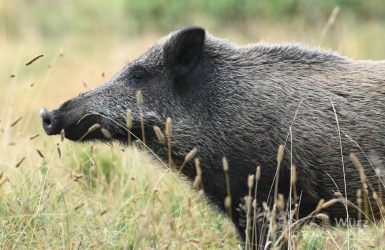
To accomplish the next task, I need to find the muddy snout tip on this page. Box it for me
[40,108,61,135]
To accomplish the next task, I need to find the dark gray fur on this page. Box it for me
[41,26,385,249]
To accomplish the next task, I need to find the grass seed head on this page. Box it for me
[316,213,330,221]
[193,175,201,189]
[256,166,261,181]
[126,109,132,129]
[357,189,362,198]
[185,147,197,162]
[291,165,297,184]
[277,145,284,164]
[88,124,100,132]
[195,158,201,176]
[74,201,85,211]
[373,192,378,200]
[334,192,342,198]
[56,143,61,159]
[60,129,65,142]
[75,174,84,179]
[350,153,367,182]
[222,157,229,172]
[315,199,325,212]
[278,194,285,210]
[26,54,44,66]
[322,198,340,209]
[248,174,254,188]
[153,126,164,143]
[224,196,231,208]
[11,117,22,127]
[36,150,44,158]
[101,128,112,140]
[30,133,40,140]
[15,157,25,168]
[136,90,143,107]
[166,117,172,137]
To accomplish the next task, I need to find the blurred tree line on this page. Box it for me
[1,0,384,41]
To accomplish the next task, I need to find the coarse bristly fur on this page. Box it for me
[41,26,385,249]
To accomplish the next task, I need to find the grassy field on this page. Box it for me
[1,1,385,249]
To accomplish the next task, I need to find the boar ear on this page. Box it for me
[165,26,205,75]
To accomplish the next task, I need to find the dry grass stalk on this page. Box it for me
[357,189,362,222]
[11,117,22,127]
[196,190,204,201]
[60,129,65,142]
[36,150,44,158]
[153,126,164,143]
[137,91,146,146]
[252,166,261,247]
[56,143,61,159]
[245,174,254,250]
[127,109,132,145]
[74,201,85,211]
[222,157,232,218]
[315,199,325,213]
[102,128,112,140]
[376,168,383,208]
[79,159,83,173]
[320,6,340,44]
[30,134,40,140]
[26,54,44,66]
[193,159,202,189]
[166,117,172,167]
[274,145,284,204]
[350,153,369,219]
[15,157,25,168]
[193,175,201,189]
[0,178,8,188]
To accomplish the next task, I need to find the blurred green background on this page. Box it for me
[1,0,385,59]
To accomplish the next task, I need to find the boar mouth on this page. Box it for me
[40,108,107,142]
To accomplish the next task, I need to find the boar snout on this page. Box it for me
[40,108,63,135]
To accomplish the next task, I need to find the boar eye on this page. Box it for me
[129,73,144,81]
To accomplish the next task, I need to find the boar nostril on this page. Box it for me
[43,116,51,125]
